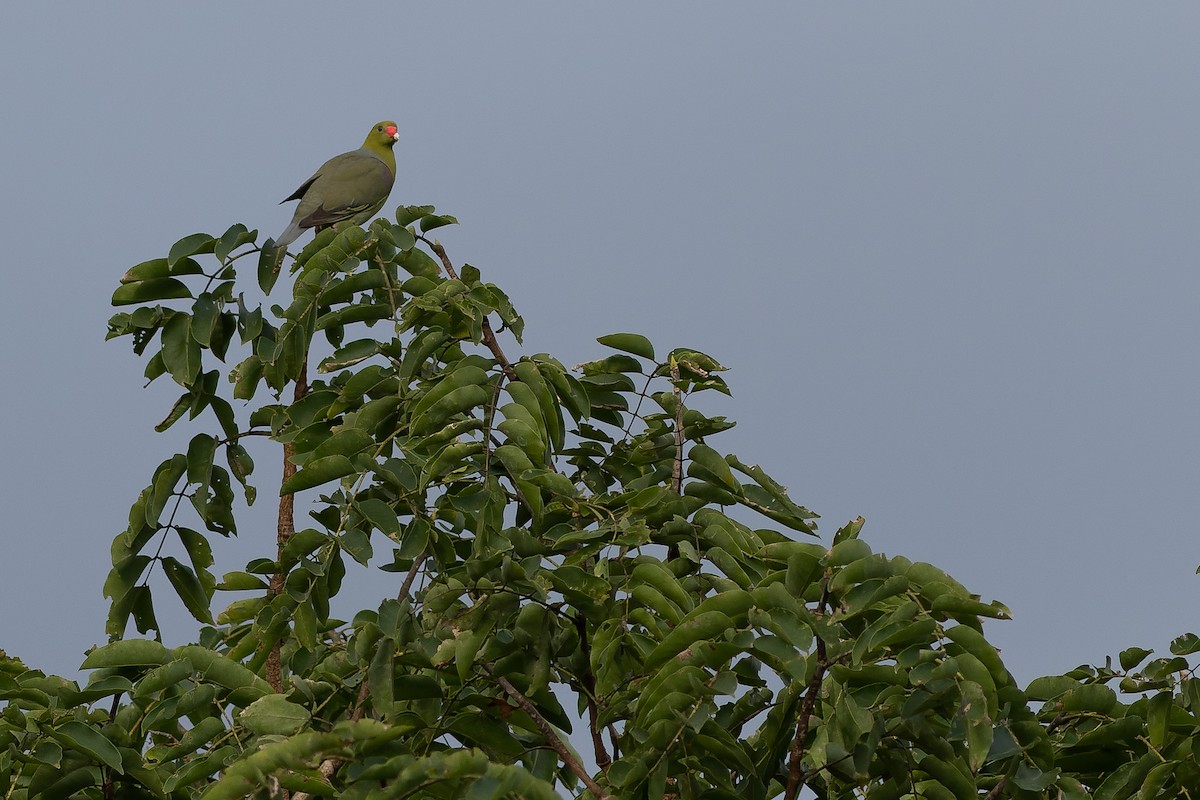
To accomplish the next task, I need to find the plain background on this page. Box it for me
[1,5,1197,692]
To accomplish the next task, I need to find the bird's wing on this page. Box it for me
[293,151,395,229]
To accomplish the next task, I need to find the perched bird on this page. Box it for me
[274,121,400,249]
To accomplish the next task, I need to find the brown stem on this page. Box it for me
[488,666,614,800]
[101,691,122,797]
[670,358,683,495]
[574,613,612,769]
[665,359,685,562]
[420,235,460,281]
[984,777,1007,800]
[481,316,517,382]
[784,573,832,800]
[267,359,309,692]
[397,551,427,601]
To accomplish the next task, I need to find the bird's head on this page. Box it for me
[366,121,400,149]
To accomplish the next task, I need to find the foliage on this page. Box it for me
[1,208,1198,799]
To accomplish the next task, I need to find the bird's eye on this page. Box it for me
[377,125,383,132]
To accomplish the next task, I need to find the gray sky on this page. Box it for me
[2,5,1197,690]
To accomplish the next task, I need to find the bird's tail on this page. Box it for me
[274,221,302,250]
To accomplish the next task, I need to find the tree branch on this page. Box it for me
[487,665,613,800]
[420,235,517,381]
[573,613,612,769]
[670,358,684,495]
[420,235,460,281]
[397,551,427,601]
[784,571,832,800]
[267,359,308,692]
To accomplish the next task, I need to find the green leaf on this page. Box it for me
[1024,674,1077,701]
[358,498,400,536]
[320,338,381,372]
[226,443,256,505]
[728,455,818,534]
[1139,762,1177,800]
[282,529,331,563]
[944,625,1010,689]
[160,716,227,760]
[917,754,977,798]
[238,694,312,736]
[163,746,236,792]
[259,240,284,294]
[369,637,397,712]
[1012,763,1060,792]
[147,453,188,526]
[396,204,436,226]
[177,526,214,574]
[390,223,417,250]
[169,232,216,266]
[341,528,374,566]
[419,213,458,232]
[191,293,219,346]
[579,354,644,375]
[597,332,656,361]
[645,610,739,671]
[214,223,255,262]
[217,571,268,591]
[411,384,491,436]
[409,365,491,424]
[163,556,214,624]
[984,725,1023,763]
[1120,646,1154,670]
[930,594,1011,620]
[80,638,169,669]
[687,444,740,491]
[281,455,357,494]
[112,278,193,306]
[1060,683,1117,714]
[161,312,202,385]
[960,680,993,772]
[187,432,217,511]
[1092,755,1157,800]
[121,256,203,282]
[399,519,430,559]
[1147,690,1172,749]
[1171,633,1200,655]
[310,427,375,460]
[174,644,273,697]
[51,721,124,773]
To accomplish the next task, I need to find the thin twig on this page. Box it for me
[784,571,832,800]
[487,666,614,800]
[217,429,272,445]
[984,777,1007,800]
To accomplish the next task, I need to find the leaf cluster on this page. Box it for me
[2,208,1197,799]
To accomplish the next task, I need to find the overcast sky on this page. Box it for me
[2,5,1198,690]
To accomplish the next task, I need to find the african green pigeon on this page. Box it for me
[275,121,400,249]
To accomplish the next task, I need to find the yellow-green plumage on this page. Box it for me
[275,121,400,248]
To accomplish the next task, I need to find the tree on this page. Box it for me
[2,207,1199,798]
